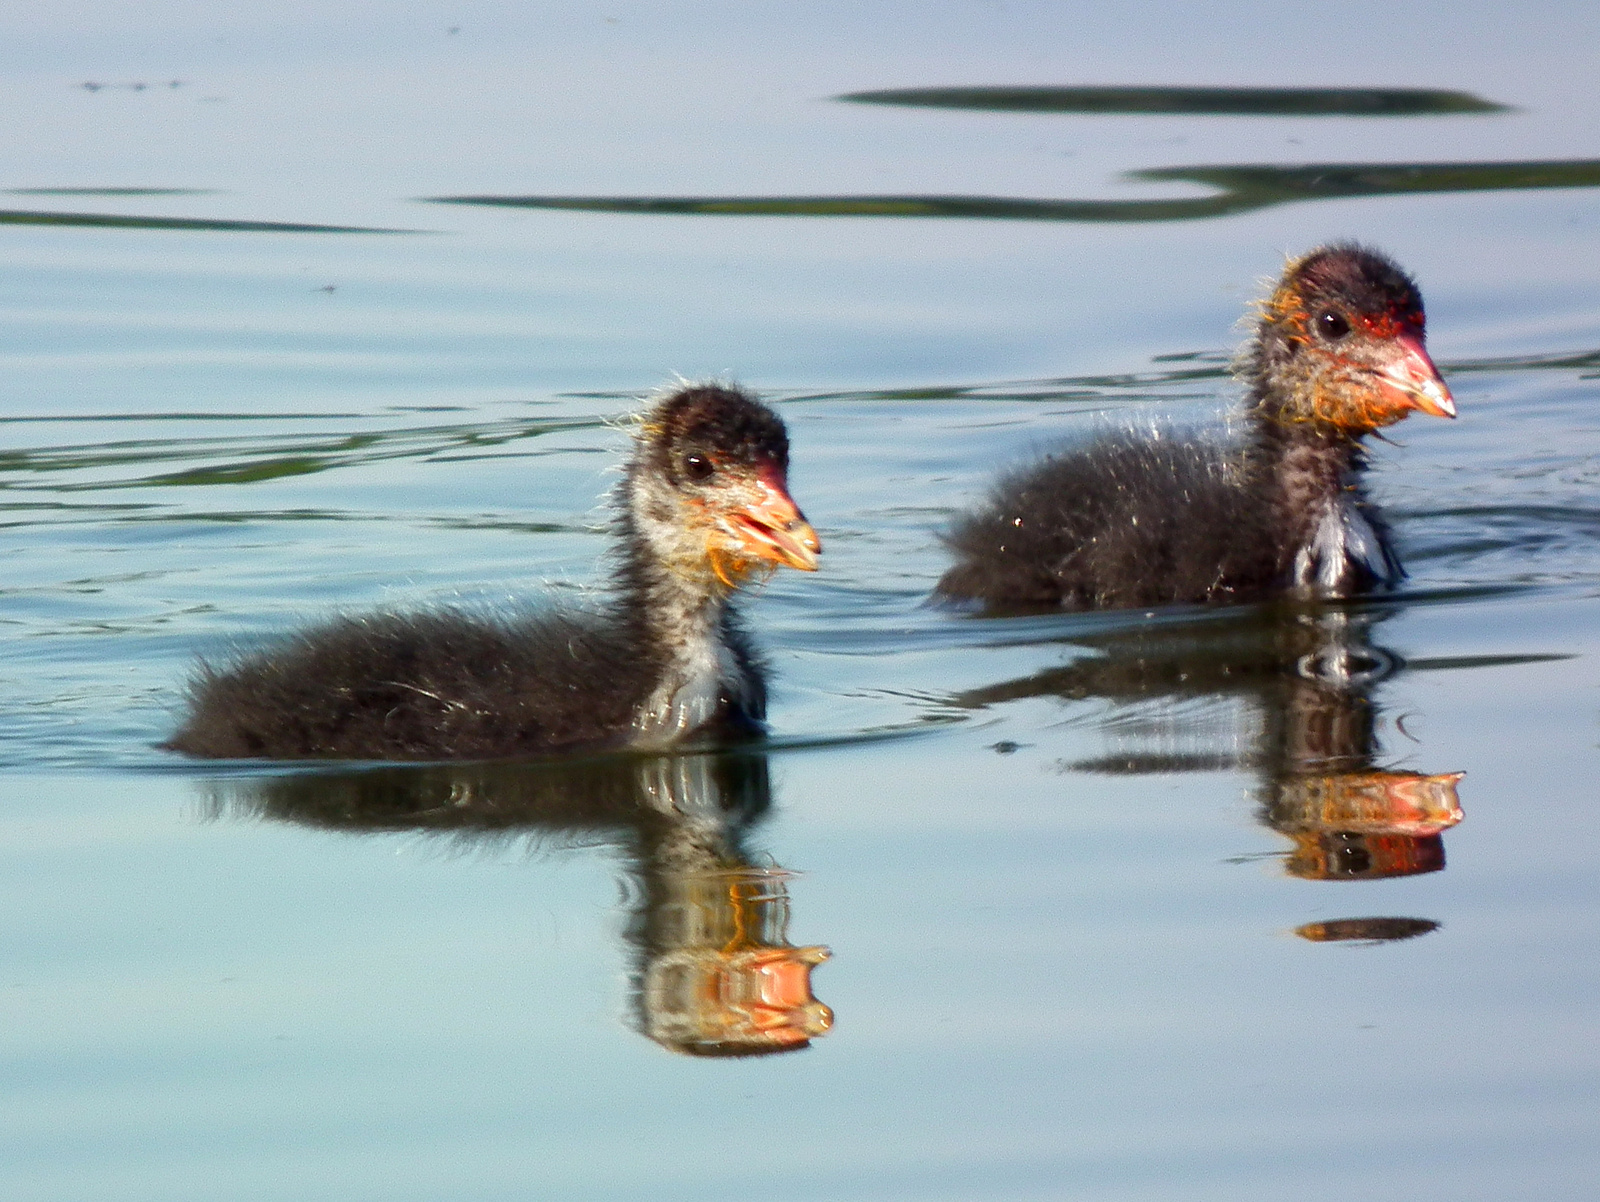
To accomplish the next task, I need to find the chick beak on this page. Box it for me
[730,472,821,572]
[1377,332,1456,419]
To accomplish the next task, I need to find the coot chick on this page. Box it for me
[168,385,821,761]
[936,244,1455,610]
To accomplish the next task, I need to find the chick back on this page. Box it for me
[167,609,658,761]
[936,431,1285,611]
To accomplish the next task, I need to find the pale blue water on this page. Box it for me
[3,3,1600,1199]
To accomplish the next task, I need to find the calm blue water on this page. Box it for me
[3,3,1600,1199]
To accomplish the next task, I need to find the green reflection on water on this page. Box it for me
[837,85,1509,116]
[4,187,219,196]
[427,158,1600,224]
[0,208,413,233]
[145,456,332,486]
[0,414,594,495]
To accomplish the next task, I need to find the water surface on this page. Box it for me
[3,3,1600,1199]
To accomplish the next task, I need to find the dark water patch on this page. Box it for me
[78,79,187,92]
[2,506,590,534]
[1405,652,1574,671]
[1444,346,1600,375]
[0,412,368,425]
[0,208,415,233]
[424,516,588,535]
[796,362,1234,405]
[838,85,1509,117]
[0,503,340,530]
[0,499,162,518]
[145,456,333,487]
[1071,751,1247,775]
[5,187,219,197]
[429,158,1600,224]
[0,414,601,494]
[1353,582,1563,611]
[1132,157,1600,216]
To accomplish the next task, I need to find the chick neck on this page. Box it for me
[1245,352,1396,594]
[615,459,755,747]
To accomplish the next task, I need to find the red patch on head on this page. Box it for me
[755,458,789,489]
[1357,303,1423,341]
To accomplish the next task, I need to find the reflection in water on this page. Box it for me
[0,208,410,233]
[430,158,1600,224]
[1268,769,1460,882]
[0,410,597,495]
[957,603,1467,937]
[4,187,218,197]
[1294,917,1440,944]
[640,843,831,1056]
[202,752,832,1057]
[838,85,1509,117]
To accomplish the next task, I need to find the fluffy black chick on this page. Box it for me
[936,244,1455,611]
[168,385,820,760]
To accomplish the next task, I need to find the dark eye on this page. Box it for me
[682,453,715,482]
[1315,310,1351,340]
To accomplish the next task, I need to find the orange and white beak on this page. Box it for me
[728,471,821,572]
[1376,333,1456,419]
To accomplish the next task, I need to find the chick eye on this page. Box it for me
[1315,310,1351,341]
[682,453,716,482]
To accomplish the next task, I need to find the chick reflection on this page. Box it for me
[959,604,1463,902]
[203,753,832,1056]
